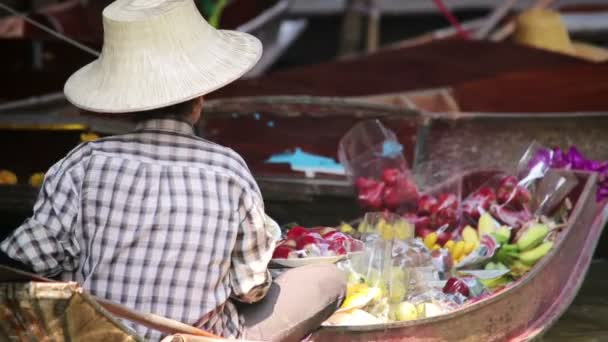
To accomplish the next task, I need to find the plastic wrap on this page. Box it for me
[339,120,419,212]
[271,226,364,260]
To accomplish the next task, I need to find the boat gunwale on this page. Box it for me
[204,95,608,120]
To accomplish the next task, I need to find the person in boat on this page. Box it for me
[0,0,346,341]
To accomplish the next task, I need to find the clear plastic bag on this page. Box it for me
[338,120,419,212]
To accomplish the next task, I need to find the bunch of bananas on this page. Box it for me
[494,223,553,278]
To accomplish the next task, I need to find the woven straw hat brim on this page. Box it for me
[63,0,262,113]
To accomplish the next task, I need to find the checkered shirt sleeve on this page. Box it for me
[230,186,275,303]
[0,148,84,277]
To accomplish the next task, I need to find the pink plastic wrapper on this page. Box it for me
[461,142,578,230]
[338,120,419,213]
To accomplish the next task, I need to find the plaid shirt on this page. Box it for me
[1,118,276,341]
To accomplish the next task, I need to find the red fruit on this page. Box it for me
[328,240,348,255]
[382,185,402,210]
[417,195,438,216]
[287,226,308,240]
[443,278,470,298]
[296,233,323,249]
[272,245,293,259]
[436,193,459,211]
[413,216,434,237]
[499,175,519,189]
[476,187,497,202]
[282,239,297,248]
[515,187,532,205]
[437,231,453,246]
[355,177,377,191]
[383,179,420,211]
[496,186,516,205]
[382,168,402,185]
[435,207,458,229]
[358,182,385,210]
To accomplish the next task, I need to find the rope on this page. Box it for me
[432,0,471,40]
[0,2,100,57]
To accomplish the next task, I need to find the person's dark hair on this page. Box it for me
[133,98,197,122]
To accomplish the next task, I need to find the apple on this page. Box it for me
[296,232,323,250]
[272,245,293,259]
[417,195,437,216]
[382,168,402,185]
[281,239,297,248]
[287,226,308,240]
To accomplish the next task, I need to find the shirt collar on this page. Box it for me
[135,118,195,135]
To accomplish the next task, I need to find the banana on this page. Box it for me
[464,241,476,254]
[478,212,498,237]
[452,241,466,261]
[519,241,553,266]
[495,244,520,265]
[492,226,512,245]
[516,223,549,251]
[510,260,532,278]
[462,226,480,245]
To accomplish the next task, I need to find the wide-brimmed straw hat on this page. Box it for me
[64,0,262,113]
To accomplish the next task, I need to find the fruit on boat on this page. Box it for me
[390,301,419,321]
[340,286,382,312]
[355,168,419,211]
[274,226,364,259]
[286,226,308,240]
[356,178,385,210]
[443,277,470,297]
[272,245,293,259]
[491,226,512,245]
[519,241,553,266]
[478,212,499,237]
[417,195,438,216]
[463,187,496,220]
[462,226,480,246]
[516,223,549,251]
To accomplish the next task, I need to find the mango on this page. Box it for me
[452,241,466,261]
[424,232,438,249]
[464,241,476,255]
[444,240,455,253]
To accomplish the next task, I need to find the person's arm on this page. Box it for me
[229,187,276,304]
[0,158,82,278]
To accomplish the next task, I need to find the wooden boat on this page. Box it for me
[311,169,607,342]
